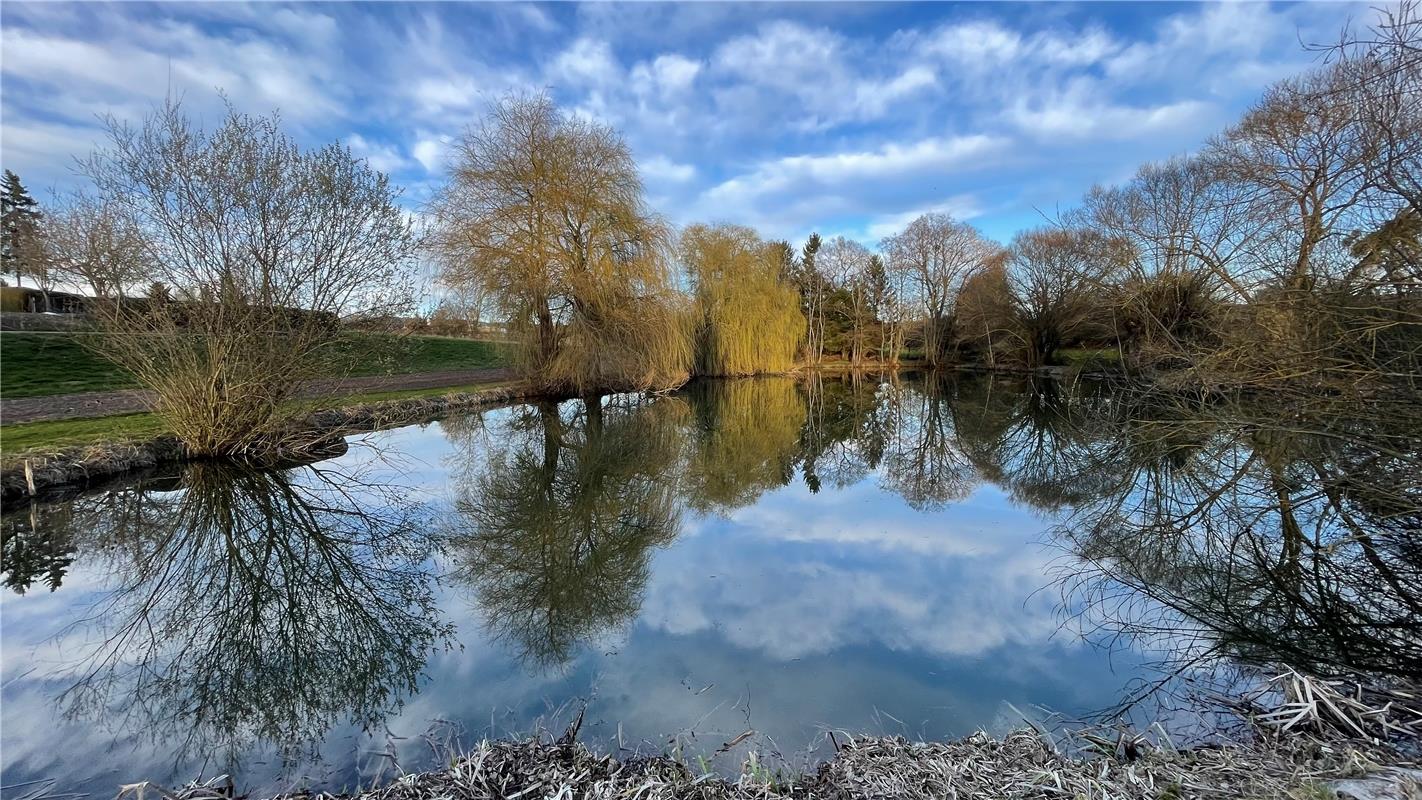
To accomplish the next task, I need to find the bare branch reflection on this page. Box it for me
[1053,396,1422,683]
[39,460,447,767]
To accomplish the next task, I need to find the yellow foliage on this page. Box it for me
[681,378,806,512]
[681,223,805,376]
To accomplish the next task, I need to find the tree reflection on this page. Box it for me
[40,461,446,765]
[682,378,806,510]
[448,396,684,668]
[798,373,893,493]
[1056,399,1422,682]
[2,469,188,593]
[950,375,1128,512]
[3,504,80,594]
[878,375,978,509]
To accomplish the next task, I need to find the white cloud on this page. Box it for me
[631,54,702,97]
[864,196,984,241]
[0,0,1378,254]
[640,155,697,183]
[853,65,938,117]
[705,134,1005,206]
[1006,90,1210,141]
[346,133,409,174]
[918,19,1024,65]
[411,76,484,116]
[412,136,452,174]
[551,37,621,89]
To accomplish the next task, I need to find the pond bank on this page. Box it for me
[144,727,1416,800]
[136,673,1422,800]
[0,382,544,508]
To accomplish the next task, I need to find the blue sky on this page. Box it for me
[0,1,1375,247]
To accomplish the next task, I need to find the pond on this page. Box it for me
[2,374,1418,795]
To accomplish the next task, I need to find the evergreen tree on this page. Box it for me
[1,170,43,288]
[800,232,824,362]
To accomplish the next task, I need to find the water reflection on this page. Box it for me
[2,374,1418,794]
[6,461,447,768]
[1054,397,1422,682]
[683,379,804,511]
[448,397,683,667]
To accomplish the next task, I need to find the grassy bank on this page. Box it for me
[0,380,516,456]
[1,381,539,505]
[0,332,513,399]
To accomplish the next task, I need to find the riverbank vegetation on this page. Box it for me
[8,99,425,457]
[0,378,518,456]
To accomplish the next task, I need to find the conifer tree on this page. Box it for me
[1,170,44,288]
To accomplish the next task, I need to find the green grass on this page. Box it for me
[0,332,514,399]
[0,379,519,457]
[0,412,171,454]
[333,334,512,377]
[0,332,138,397]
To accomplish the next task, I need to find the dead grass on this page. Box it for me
[113,671,1419,800]
[110,728,1412,800]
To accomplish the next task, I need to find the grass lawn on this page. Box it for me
[0,413,172,455]
[0,332,514,399]
[0,379,518,457]
[0,332,138,397]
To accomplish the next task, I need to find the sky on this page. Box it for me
[0,1,1380,249]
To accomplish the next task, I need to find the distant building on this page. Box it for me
[0,286,89,314]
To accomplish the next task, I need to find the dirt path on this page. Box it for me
[0,368,517,425]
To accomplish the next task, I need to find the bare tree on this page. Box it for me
[1322,0,1422,218]
[43,190,147,298]
[1005,227,1130,367]
[1207,66,1373,288]
[80,98,419,456]
[429,92,688,393]
[1080,157,1256,302]
[956,252,1013,367]
[882,213,1000,366]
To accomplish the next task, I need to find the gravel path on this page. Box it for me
[0,368,516,424]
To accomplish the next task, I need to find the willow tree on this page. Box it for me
[680,223,804,375]
[430,92,689,393]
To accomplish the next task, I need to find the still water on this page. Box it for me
[2,375,1417,795]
